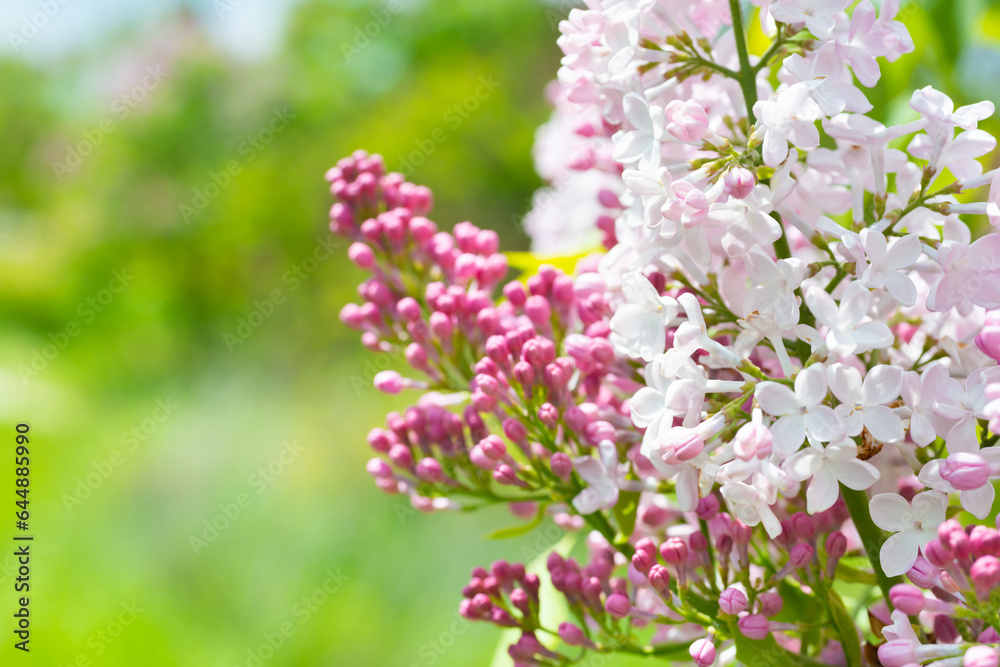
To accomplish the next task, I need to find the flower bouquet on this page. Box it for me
[330,1,1000,665]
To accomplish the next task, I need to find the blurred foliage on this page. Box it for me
[0,0,998,665]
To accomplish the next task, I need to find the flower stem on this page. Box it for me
[840,485,902,608]
[728,0,758,124]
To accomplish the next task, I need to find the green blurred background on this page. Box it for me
[0,0,999,665]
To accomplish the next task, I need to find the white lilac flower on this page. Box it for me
[784,439,880,514]
[869,490,947,577]
[755,365,842,456]
[827,363,904,443]
[805,281,894,356]
[609,272,679,361]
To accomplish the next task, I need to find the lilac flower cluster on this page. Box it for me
[328,1,1000,664]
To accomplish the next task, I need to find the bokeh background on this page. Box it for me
[1,0,1000,665]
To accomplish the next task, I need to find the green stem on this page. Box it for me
[840,485,902,608]
[728,0,758,124]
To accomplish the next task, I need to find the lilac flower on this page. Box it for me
[609,271,679,361]
[755,364,842,456]
[785,440,880,514]
[768,0,851,40]
[805,282,894,356]
[870,491,947,577]
[753,83,823,167]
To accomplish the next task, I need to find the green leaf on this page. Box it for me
[647,641,696,660]
[486,505,545,540]
[734,632,807,667]
[834,562,877,586]
[612,489,640,543]
[772,580,813,623]
[828,589,862,667]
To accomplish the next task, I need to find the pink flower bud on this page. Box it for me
[933,614,960,643]
[509,588,530,614]
[469,444,496,470]
[979,627,1000,643]
[513,361,535,387]
[428,311,453,339]
[731,521,752,545]
[789,543,814,568]
[737,614,769,640]
[523,295,552,326]
[941,452,991,490]
[889,584,925,614]
[367,428,394,453]
[689,638,716,667]
[689,531,709,552]
[660,537,688,564]
[508,501,537,519]
[790,512,816,539]
[634,537,657,557]
[648,564,671,595]
[758,591,784,617]
[503,418,527,444]
[665,99,709,142]
[558,622,589,647]
[640,503,670,527]
[388,444,413,469]
[659,427,705,464]
[538,403,559,428]
[493,464,521,486]
[976,323,1000,361]
[405,343,428,370]
[895,321,918,343]
[543,363,567,389]
[479,435,507,460]
[695,495,720,520]
[971,555,1000,592]
[366,458,393,478]
[630,549,654,576]
[734,420,772,460]
[347,242,375,269]
[906,556,938,589]
[503,281,527,308]
[924,538,953,568]
[948,529,972,559]
[415,457,443,483]
[585,420,615,445]
[339,303,365,329]
[605,593,631,618]
[965,646,1000,667]
[825,530,847,560]
[719,587,748,615]
[971,525,1000,558]
[878,641,917,667]
[723,166,756,199]
[550,452,573,481]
